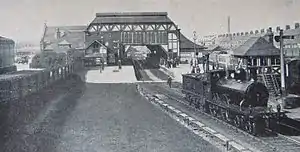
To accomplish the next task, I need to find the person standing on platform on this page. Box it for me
[99,59,102,73]
[101,58,105,71]
[167,75,172,88]
[118,59,122,69]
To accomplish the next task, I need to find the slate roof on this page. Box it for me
[214,32,270,50]
[204,45,223,51]
[91,12,173,24]
[42,26,86,51]
[232,37,280,57]
[180,33,206,51]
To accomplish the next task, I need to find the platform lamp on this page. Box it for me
[193,31,198,66]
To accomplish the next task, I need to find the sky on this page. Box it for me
[0,0,300,44]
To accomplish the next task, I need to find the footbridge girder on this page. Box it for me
[85,12,180,64]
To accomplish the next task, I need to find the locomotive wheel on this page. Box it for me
[245,121,254,134]
[223,110,230,122]
[195,99,200,109]
[210,105,218,117]
[234,115,241,127]
[221,94,230,105]
[189,97,193,105]
[252,123,257,135]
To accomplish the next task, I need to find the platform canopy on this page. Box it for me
[179,33,206,52]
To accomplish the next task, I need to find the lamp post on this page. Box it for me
[193,31,197,66]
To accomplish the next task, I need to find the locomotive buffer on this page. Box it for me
[274,30,294,98]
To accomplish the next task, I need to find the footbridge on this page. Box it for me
[38,12,205,68]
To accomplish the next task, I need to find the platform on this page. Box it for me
[78,66,137,83]
[160,64,192,83]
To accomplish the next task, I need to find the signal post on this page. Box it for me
[274,30,294,98]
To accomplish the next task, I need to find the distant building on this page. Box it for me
[41,25,86,53]
[282,23,300,58]
[35,25,86,68]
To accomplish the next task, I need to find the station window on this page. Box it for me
[271,58,275,65]
[294,49,300,56]
[252,58,257,66]
[93,42,99,49]
[286,49,293,56]
[260,58,267,66]
[275,58,280,65]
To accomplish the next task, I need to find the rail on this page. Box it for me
[132,59,143,81]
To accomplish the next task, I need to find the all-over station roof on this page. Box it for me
[90,12,174,24]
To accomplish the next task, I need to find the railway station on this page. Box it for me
[1,6,300,152]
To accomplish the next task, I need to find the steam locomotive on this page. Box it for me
[182,68,287,135]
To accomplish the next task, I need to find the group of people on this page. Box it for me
[190,59,202,73]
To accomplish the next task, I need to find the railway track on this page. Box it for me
[139,83,300,152]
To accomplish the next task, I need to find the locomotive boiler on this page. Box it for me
[182,68,286,135]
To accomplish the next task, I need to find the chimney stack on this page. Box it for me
[286,25,290,30]
[268,27,272,32]
[56,28,61,39]
[276,26,280,32]
[295,23,300,29]
[267,27,274,45]
[227,16,231,34]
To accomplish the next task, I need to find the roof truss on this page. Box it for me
[87,23,178,34]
